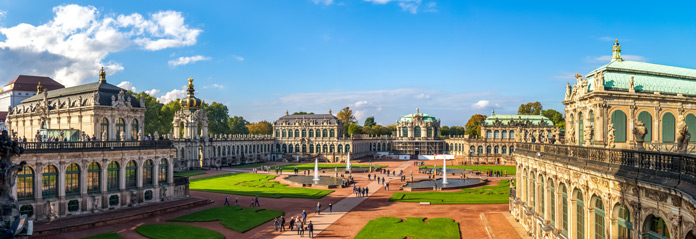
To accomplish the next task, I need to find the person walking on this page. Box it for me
[302,210,307,222]
[300,219,305,236]
[249,198,255,207]
[224,196,230,206]
[316,202,321,215]
[255,195,260,207]
[235,197,239,206]
[308,221,314,238]
[296,219,302,235]
[281,216,286,231]
[289,216,295,231]
[274,217,279,231]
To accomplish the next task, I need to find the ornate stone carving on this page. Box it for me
[671,195,682,207]
[677,113,690,153]
[633,119,647,150]
[584,124,593,146]
[629,76,635,93]
[607,123,616,148]
[565,82,572,100]
[644,188,669,202]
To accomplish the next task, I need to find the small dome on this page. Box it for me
[180,77,202,111]
[399,113,437,123]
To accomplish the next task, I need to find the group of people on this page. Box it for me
[274,213,315,238]
[353,185,369,197]
[487,170,507,177]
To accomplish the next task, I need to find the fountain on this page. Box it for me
[402,155,484,191]
[313,159,320,183]
[442,157,448,185]
[346,153,351,172]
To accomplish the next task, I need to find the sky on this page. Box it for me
[1,0,696,126]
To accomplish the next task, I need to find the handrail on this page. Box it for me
[19,140,174,153]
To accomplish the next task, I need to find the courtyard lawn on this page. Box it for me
[135,224,223,239]
[355,217,460,239]
[81,232,124,239]
[171,206,283,232]
[229,162,284,168]
[173,170,206,177]
[389,180,510,204]
[280,163,387,171]
[189,173,333,198]
[420,165,516,175]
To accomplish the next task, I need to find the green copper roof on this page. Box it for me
[587,60,696,95]
[399,113,437,123]
[484,114,552,126]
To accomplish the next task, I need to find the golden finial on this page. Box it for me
[286,110,289,116]
[612,39,622,62]
[329,109,332,115]
[187,77,194,89]
[36,82,42,94]
[99,66,106,82]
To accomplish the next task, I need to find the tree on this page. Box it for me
[449,126,465,136]
[518,101,543,115]
[440,126,450,136]
[203,102,231,135]
[134,92,163,137]
[347,123,363,136]
[336,107,356,124]
[160,99,181,136]
[247,121,273,135]
[364,116,376,127]
[465,114,487,138]
[542,109,565,129]
[228,116,249,134]
[292,112,314,115]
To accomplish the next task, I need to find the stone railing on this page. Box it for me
[644,142,696,154]
[19,140,174,153]
[516,142,696,199]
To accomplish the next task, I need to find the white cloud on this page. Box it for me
[232,55,245,62]
[312,0,334,5]
[598,36,615,42]
[424,2,437,13]
[364,0,424,14]
[0,10,6,18]
[0,4,201,86]
[158,88,186,104]
[168,55,211,67]
[471,100,490,109]
[145,89,160,96]
[117,81,137,92]
[591,55,646,62]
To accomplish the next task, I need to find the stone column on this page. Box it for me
[35,163,44,218]
[153,161,159,201]
[101,159,108,209]
[58,163,66,215]
[80,162,88,212]
[125,118,132,140]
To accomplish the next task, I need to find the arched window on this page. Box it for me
[486,130,492,138]
[647,215,670,239]
[302,144,307,153]
[576,190,585,239]
[323,129,328,137]
[540,177,545,216]
[309,129,314,137]
[509,146,514,155]
[549,179,555,227]
[402,127,408,137]
[470,146,475,156]
[345,144,350,153]
[323,144,328,153]
[302,129,306,137]
[330,144,335,153]
[687,114,696,142]
[65,163,80,195]
[101,117,109,140]
[126,161,137,188]
[486,146,491,154]
[309,144,314,153]
[295,144,300,153]
[282,144,287,153]
[578,112,584,145]
[616,204,631,239]
[294,129,299,138]
[131,119,139,140]
[509,131,515,139]
[414,126,422,137]
[502,146,507,154]
[593,196,605,239]
[611,110,627,143]
[288,130,293,137]
[494,130,500,139]
[477,146,483,155]
[502,130,507,139]
[662,112,676,143]
[338,144,343,153]
[17,166,34,200]
[88,162,101,193]
[116,118,126,140]
[427,127,433,137]
[330,129,335,137]
[282,130,287,137]
[108,162,119,191]
[42,165,58,198]
[143,160,153,186]
[561,184,568,236]
[494,146,499,154]
[159,159,168,184]
[276,130,280,137]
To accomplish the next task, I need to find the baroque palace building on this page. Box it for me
[512,40,696,239]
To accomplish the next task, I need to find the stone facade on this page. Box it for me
[392,109,446,155]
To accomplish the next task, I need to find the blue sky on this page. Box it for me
[1,1,696,125]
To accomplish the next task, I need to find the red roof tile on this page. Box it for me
[4,75,64,92]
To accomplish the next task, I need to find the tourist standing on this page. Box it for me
[308,221,314,238]
[235,197,239,206]
[297,219,302,235]
[255,195,260,207]
[329,203,333,213]
[281,216,286,231]
[289,216,295,231]
[316,202,321,215]
[274,217,279,231]
[224,196,230,206]
[302,210,307,222]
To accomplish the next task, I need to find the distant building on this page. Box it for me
[0,75,64,122]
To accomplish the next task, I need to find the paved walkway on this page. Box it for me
[274,161,411,239]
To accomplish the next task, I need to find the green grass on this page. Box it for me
[355,217,460,239]
[419,165,516,175]
[171,206,283,232]
[135,224,223,239]
[173,170,206,177]
[389,180,510,204]
[229,162,277,168]
[190,173,333,198]
[280,163,387,171]
[81,232,124,239]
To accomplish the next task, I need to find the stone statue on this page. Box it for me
[119,131,126,142]
[565,82,572,100]
[59,130,65,142]
[633,120,647,150]
[568,125,576,145]
[34,130,41,142]
[46,201,57,220]
[91,196,101,213]
[0,130,26,229]
[629,76,635,93]
[575,73,587,95]
[584,124,593,146]
[93,91,100,106]
[607,123,616,148]
[102,130,108,141]
[160,187,168,202]
[594,71,604,91]
[130,191,138,206]
[677,114,691,153]
[154,131,160,140]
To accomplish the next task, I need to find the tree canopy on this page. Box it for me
[364,116,376,127]
[518,101,543,115]
[542,109,565,129]
[228,116,250,134]
[247,121,273,135]
[203,102,231,135]
[465,114,487,138]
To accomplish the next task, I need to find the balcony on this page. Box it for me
[19,140,174,154]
